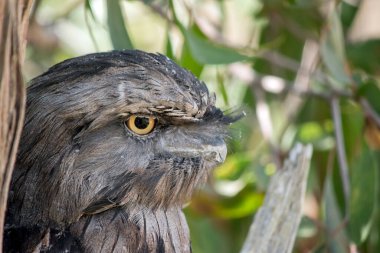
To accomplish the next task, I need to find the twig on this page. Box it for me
[284,39,319,118]
[360,98,380,127]
[251,78,281,168]
[277,39,320,141]
[255,73,352,100]
[259,49,326,83]
[240,144,313,253]
[331,97,350,217]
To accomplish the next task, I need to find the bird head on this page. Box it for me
[10,50,240,229]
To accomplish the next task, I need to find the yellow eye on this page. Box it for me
[126,115,156,135]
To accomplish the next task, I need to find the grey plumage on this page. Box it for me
[4,50,238,253]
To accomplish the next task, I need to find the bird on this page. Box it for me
[3,50,239,253]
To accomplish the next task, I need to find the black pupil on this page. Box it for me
[134,117,150,129]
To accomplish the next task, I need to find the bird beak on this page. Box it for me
[202,143,227,164]
[159,135,227,165]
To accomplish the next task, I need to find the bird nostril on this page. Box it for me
[204,144,227,164]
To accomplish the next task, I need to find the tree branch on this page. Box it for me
[0,0,33,249]
[240,144,313,253]
[251,78,282,168]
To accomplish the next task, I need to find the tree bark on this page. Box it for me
[0,0,33,250]
[240,144,313,253]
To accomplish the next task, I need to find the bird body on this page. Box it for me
[4,50,237,252]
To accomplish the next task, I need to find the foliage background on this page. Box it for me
[25,0,380,252]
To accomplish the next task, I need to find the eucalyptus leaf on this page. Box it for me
[349,144,378,244]
[85,0,97,22]
[183,28,250,65]
[357,78,380,115]
[324,173,350,253]
[107,0,133,50]
[180,41,204,77]
[320,11,351,87]
[165,34,174,60]
[186,213,229,253]
[347,40,380,75]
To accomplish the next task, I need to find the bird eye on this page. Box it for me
[126,115,156,135]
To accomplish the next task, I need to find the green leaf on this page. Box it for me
[180,41,204,77]
[84,0,101,25]
[214,153,253,181]
[214,186,264,219]
[216,69,229,105]
[347,40,380,75]
[165,33,174,60]
[85,0,97,23]
[323,172,350,253]
[183,28,250,65]
[106,0,133,50]
[340,1,359,32]
[320,11,351,87]
[349,144,378,244]
[297,121,334,150]
[340,100,364,163]
[170,0,248,65]
[186,214,229,253]
[84,0,99,51]
[357,78,380,115]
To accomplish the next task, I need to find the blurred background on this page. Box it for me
[24,0,380,252]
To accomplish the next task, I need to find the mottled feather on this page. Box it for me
[4,50,238,253]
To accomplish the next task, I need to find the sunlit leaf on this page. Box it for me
[85,0,98,23]
[214,153,252,181]
[214,187,264,219]
[349,144,378,244]
[297,121,334,150]
[107,0,133,50]
[84,0,99,51]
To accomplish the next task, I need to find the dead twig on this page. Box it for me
[240,144,313,253]
[278,39,320,141]
[251,78,282,168]
[0,0,33,249]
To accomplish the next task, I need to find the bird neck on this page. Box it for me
[70,205,192,253]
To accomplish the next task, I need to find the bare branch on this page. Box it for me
[0,0,33,249]
[240,144,313,253]
[251,78,282,168]
[281,39,319,125]
[273,40,320,144]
